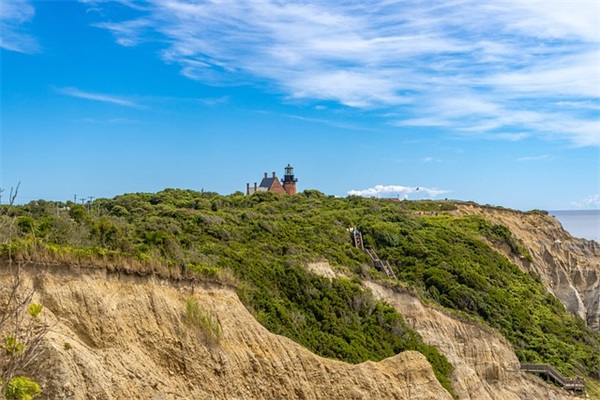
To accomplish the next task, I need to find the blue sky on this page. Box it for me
[1,0,599,210]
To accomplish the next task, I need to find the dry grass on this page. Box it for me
[183,297,222,346]
[2,240,183,279]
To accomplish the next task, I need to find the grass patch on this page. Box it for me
[183,298,222,346]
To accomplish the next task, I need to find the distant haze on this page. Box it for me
[551,210,600,242]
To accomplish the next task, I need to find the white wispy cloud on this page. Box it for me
[0,0,39,53]
[348,185,450,199]
[88,0,600,146]
[197,96,229,106]
[81,117,141,124]
[80,0,147,10]
[56,87,140,108]
[278,113,376,132]
[517,154,550,162]
[571,194,600,209]
[93,19,151,46]
[556,101,600,111]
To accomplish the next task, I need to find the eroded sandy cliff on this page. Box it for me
[366,282,571,400]
[309,261,572,400]
[3,263,451,400]
[457,205,600,332]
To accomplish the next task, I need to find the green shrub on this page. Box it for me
[4,376,41,400]
[16,217,35,234]
[4,335,24,355]
[68,204,87,223]
[27,303,43,319]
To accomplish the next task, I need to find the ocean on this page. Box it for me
[550,210,600,243]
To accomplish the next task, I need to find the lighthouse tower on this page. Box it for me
[282,164,298,195]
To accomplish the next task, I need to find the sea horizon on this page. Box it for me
[550,209,600,243]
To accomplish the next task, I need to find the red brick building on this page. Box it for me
[246,164,298,195]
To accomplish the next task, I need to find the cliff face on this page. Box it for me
[365,282,570,400]
[457,205,600,332]
[3,263,451,400]
[309,262,571,400]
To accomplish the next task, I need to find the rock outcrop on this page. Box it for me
[2,263,451,400]
[457,205,600,331]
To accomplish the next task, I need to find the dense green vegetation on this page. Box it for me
[362,213,599,378]
[1,189,599,391]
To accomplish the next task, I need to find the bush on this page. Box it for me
[4,376,41,400]
[16,217,35,234]
[4,336,24,355]
[27,303,43,319]
[68,204,87,223]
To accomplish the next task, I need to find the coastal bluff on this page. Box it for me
[1,200,597,399]
[1,261,574,400]
[1,263,451,400]
[457,205,600,332]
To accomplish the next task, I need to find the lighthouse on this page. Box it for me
[282,164,298,195]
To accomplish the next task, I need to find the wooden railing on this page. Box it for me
[351,230,397,280]
[521,363,585,391]
[364,249,397,280]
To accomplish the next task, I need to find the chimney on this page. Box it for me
[272,172,276,178]
[246,183,250,195]
[254,182,257,192]
[264,172,268,179]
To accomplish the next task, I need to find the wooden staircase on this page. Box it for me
[521,364,585,391]
[364,248,397,280]
[351,229,397,280]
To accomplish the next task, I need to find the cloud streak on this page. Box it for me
[0,0,39,53]
[56,87,140,108]
[348,185,450,199]
[517,154,551,162]
[89,0,600,146]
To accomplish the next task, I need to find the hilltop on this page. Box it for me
[0,189,598,399]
